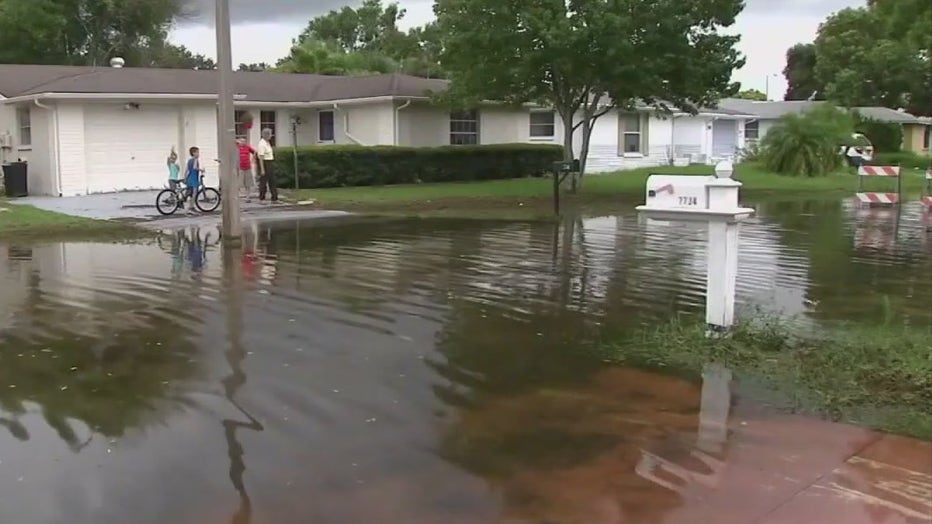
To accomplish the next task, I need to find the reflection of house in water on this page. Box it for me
[635,214,810,319]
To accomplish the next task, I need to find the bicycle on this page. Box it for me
[155,174,221,216]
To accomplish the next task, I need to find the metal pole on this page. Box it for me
[292,119,299,190]
[216,0,240,244]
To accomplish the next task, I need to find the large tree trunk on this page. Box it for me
[560,109,578,193]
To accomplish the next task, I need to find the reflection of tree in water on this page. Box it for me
[0,267,202,448]
[757,199,932,325]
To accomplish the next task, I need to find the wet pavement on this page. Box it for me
[0,198,929,523]
[9,190,327,223]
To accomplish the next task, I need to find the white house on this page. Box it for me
[0,63,752,196]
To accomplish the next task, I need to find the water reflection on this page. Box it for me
[0,198,928,523]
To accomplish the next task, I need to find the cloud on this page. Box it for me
[743,0,863,15]
[179,0,863,26]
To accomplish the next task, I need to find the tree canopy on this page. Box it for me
[0,0,213,68]
[783,44,823,101]
[736,89,767,101]
[276,0,444,78]
[786,1,932,114]
[434,0,744,179]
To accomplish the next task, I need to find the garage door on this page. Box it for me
[85,105,180,194]
[711,120,737,160]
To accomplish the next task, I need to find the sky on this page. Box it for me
[170,0,865,101]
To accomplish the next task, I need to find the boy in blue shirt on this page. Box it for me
[185,146,204,211]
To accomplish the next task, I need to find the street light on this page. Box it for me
[216,0,240,244]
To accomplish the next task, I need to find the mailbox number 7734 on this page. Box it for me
[678,196,698,206]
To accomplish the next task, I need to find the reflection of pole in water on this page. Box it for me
[697,364,732,455]
[634,364,732,493]
[222,244,264,524]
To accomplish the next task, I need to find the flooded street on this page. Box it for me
[0,197,930,523]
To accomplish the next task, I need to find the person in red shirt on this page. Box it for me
[236,138,256,201]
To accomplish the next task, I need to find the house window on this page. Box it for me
[450,110,479,145]
[924,126,930,150]
[16,108,31,147]
[620,113,642,154]
[529,110,555,138]
[745,120,760,142]
[318,110,335,142]
[261,111,277,146]
[234,110,248,140]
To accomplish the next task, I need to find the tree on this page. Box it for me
[137,38,215,69]
[238,63,271,72]
[0,0,187,66]
[783,44,824,101]
[760,105,856,177]
[807,3,932,115]
[434,0,743,187]
[736,89,767,101]
[281,0,446,78]
[277,39,399,76]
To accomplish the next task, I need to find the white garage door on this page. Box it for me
[85,105,180,194]
[711,120,737,160]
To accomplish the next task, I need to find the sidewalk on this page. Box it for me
[634,415,931,523]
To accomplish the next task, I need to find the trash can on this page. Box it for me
[2,161,28,197]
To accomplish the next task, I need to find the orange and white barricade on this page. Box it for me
[856,165,902,207]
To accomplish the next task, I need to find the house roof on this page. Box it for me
[0,64,447,102]
[717,98,926,124]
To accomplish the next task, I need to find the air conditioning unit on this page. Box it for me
[0,133,12,149]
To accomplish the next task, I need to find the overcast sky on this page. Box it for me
[170,0,864,100]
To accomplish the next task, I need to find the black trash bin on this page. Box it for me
[2,161,28,197]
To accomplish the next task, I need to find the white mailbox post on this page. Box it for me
[636,162,754,331]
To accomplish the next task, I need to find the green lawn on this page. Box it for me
[288,163,930,216]
[0,200,147,240]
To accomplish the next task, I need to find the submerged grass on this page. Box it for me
[0,201,148,241]
[288,162,931,218]
[600,316,932,440]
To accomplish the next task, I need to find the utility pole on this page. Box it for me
[216,0,240,244]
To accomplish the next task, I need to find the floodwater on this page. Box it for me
[0,198,929,524]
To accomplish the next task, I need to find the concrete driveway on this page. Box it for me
[9,191,336,224]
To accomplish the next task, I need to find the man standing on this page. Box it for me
[256,128,277,202]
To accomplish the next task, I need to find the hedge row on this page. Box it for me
[268,143,564,189]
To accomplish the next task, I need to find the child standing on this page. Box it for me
[185,146,204,211]
[167,148,181,190]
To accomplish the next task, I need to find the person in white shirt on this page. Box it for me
[256,128,277,202]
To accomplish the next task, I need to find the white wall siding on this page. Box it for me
[480,107,526,145]
[0,100,20,164]
[27,107,55,196]
[343,102,394,145]
[398,104,447,147]
[56,104,87,197]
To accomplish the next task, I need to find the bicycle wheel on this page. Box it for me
[156,189,181,216]
[195,187,221,213]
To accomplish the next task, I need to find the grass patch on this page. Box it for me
[0,201,148,241]
[599,317,932,440]
[287,162,931,217]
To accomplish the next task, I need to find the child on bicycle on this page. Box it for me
[185,146,205,211]
[167,148,182,190]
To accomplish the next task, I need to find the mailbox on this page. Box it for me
[644,174,715,210]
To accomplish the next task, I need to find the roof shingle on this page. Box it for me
[0,64,446,102]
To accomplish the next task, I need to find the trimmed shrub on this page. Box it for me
[269,143,564,189]
[760,105,856,177]
[871,151,932,169]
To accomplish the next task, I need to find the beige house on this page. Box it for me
[0,64,750,196]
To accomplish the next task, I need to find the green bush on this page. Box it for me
[269,144,564,189]
[871,151,932,169]
[760,105,856,177]
[853,114,903,153]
